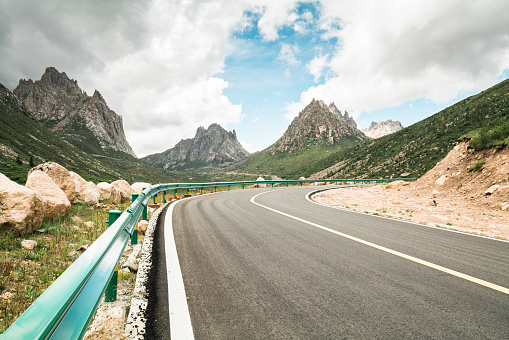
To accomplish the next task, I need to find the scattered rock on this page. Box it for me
[432,190,440,198]
[84,221,95,228]
[123,259,139,273]
[1,291,14,300]
[385,180,406,190]
[428,199,437,207]
[79,245,89,251]
[70,171,100,205]
[137,220,149,234]
[21,240,37,250]
[72,216,84,225]
[26,170,71,219]
[29,162,76,202]
[131,182,151,194]
[485,184,500,195]
[435,174,447,186]
[97,182,112,201]
[400,172,410,177]
[501,203,509,211]
[0,172,47,234]
[111,180,134,204]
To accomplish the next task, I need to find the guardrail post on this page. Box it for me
[214,186,217,192]
[154,194,158,205]
[187,188,190,196]
[242,183,245,189]
[174,189,178,199]
[105,210,121,302]
[228,185,230,191]
[142,204,148,221]
[163,191,167,203]
[131,194,139,245]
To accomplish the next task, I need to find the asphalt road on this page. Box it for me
[150,185,509,339]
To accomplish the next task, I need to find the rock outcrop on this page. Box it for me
[131,182,151,194]
[111,179,134,204]
[0,172,46,234]
[362,120,403,139]
[142,123,249,170]
[70,171,100,205]
[269,99,367,154]
[97,182,113,201]
[29,162,76,202]
[13,67,136,157]
[25,170,71,219]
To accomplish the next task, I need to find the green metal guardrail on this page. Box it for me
[1,178,415,339]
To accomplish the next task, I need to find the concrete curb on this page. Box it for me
[125,203,168,339]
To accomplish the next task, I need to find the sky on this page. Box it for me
[0,0,508,157]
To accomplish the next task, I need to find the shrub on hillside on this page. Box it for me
[470,121,509,150]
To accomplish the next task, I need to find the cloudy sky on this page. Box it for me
[1,0,508,157]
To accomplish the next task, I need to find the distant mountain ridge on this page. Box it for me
[362,120,403,138]
[269,99,366,154]
[142,123,250,170]
[13,67,136,157]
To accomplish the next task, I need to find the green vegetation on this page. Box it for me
[314,79,509,179]
[468,120,509,150]
[232,137,362,179]
[0,101,253,185]
[468,160,485,173]
[0,203,130,332]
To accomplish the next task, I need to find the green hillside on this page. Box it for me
[315,79,509,179]
[232,136,363,178]
[0,101,245,185]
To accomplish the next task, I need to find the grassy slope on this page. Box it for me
[232,136,363,179]
[0,101,250,185]
[318,79,509,179]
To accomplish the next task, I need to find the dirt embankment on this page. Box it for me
[312,142,509,240]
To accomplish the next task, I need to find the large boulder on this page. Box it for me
[111,180,134,204]
[26,170,71,219]
[0,172,47,234]
[97,182,112,201]
[385,180,408,190]
[70,171,100,205]
[131,182,151,194]
[29,162,75,202]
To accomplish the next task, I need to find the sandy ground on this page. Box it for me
[312,184,509,240]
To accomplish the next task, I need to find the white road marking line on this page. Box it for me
[165,201,195,340]
[251,191,509,295]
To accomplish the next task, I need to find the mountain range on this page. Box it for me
[142,124,249,170]
[13,67,136,157]
[2,65,505,185]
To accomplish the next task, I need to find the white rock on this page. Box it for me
[131,182,151,194]
[21,239,37,250]
[111,180,134,204]
[25,170,71,219]
[385,180,406,190]
[97,182,112,201]
[70,172,100,205]
[485,184,500,195]
[435,175,447,186]
[137,220,149,234]
[0,172,46,234]
[29,162,75,202]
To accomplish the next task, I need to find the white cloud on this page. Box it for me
[277,43,300,67]
[307,54,329,83]
[285,0,509,120]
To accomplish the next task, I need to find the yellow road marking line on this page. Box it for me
[250,191,509,295]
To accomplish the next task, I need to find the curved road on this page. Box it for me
[148,186,509,339]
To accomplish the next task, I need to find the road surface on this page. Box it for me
[146,185,509,339]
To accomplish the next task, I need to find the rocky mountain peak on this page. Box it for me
[362,119,404,139]
[269,99,366,154]
[142,123,249,170]
[13,67,136,157]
